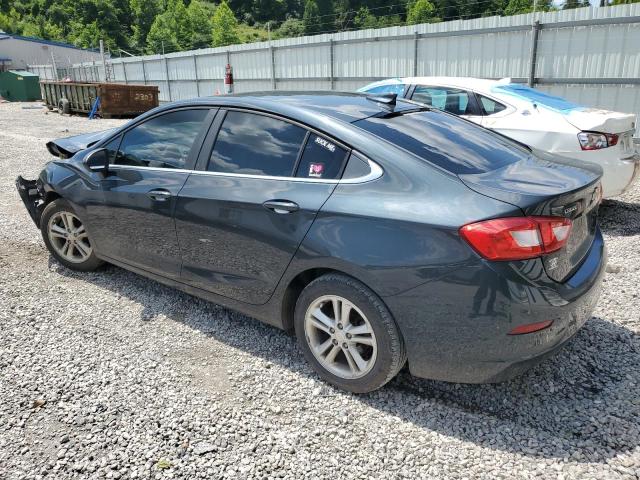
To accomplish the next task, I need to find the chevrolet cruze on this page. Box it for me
[17,92,606,392]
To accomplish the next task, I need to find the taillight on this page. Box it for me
[577,131,618,150]
[459,216,572,261]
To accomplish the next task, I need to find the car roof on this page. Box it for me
[155,91,420,125]
[366,76,507,94]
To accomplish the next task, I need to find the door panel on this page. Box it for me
[90,108,214,277]
[93,168,190,278]
[175,174,336,304]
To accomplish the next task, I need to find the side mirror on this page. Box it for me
[85,148,109,175]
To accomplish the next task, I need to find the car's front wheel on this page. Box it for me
[40,199,103,271]
[294,273,406,393]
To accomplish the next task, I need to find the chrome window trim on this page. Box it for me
[107,153,383,184]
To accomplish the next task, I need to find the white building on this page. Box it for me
[0,33,103,70]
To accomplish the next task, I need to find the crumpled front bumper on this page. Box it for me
[15,176,44,227]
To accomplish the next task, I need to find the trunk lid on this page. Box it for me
[46,128,116,159]
[459,152,602,282]
[564,108,636,135]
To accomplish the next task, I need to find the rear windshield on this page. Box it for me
[355,110,530,175]
[492,84,582,112]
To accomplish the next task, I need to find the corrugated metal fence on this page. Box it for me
[29,4,640,122]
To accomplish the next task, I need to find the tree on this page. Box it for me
[145,0,193,52]
[302,0,320,34]
[315,0,333,31]
[274,17,304,38]
[406,0,439,25]
[252,0,287,22]
[146,12,179,52]
[563,0,589,8]
[187,0,212,48]
[130,0,160,49]
[353,7,379,29]
[211,0,240,47]
[504,0,552,15]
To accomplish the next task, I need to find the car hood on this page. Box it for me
[46,128,116,159]
[564,108,636,134]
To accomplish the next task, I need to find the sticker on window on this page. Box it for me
[315,137,336,152]
[308,163,325,178]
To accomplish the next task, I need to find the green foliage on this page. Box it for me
[146,10,179,52]
[504,0,553,15]
[0,0,617,55]
[188,0,214,48]
[130,0,160,49]
[212,0,239,47]
[145,0,196,52]
[274,17,304,38]
[406,0,439,25]
[563,0,590,8]
[302,0,320,35]
[237,23,270,42]
[353,7,379,29]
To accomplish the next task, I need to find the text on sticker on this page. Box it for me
[315,137,336,152]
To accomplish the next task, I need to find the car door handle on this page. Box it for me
[263,199,299,214]
[147,189,172,201]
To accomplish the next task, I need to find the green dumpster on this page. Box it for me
[0,70,42,101]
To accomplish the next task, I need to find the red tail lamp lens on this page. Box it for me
[459,216,572,261]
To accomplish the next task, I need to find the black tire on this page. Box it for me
[40,199,103,271]
[294,273,407,393]
[58,98,70,115]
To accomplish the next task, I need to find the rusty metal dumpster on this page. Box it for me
[40,81,159,117]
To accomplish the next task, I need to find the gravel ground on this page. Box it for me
[1,101,639,480]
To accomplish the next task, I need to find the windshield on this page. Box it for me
[492,84,583,112]
[354,110,531,175]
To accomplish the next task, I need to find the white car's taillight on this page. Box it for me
[577,131,619,150]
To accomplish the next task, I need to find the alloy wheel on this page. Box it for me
[47,211,93,263]
[304,295,378,379]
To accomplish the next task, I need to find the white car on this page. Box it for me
[359,77,639,198]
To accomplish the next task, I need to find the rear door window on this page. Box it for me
[478,95,507,115]
[412,86,472,115]
[355,110,529,175]
[115,109,209,169]
[295,134,348,180]
[208,111,307,177]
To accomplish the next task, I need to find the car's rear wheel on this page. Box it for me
[294,273,406,393]
[40,199,103,271]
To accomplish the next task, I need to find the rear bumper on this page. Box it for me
[384,230,607,384]
[15,176,44,227]
[615,153,640,197]
[555,149,640,198]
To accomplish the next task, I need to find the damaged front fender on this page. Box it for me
[15,176,45,227]
[46,128,117,159]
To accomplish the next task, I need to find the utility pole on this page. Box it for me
[99,39,106,82]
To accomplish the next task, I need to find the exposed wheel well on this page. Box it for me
[280,267,384,333]
[44,191,61,205]
[281,268,335,333]
[36,191,61,228]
